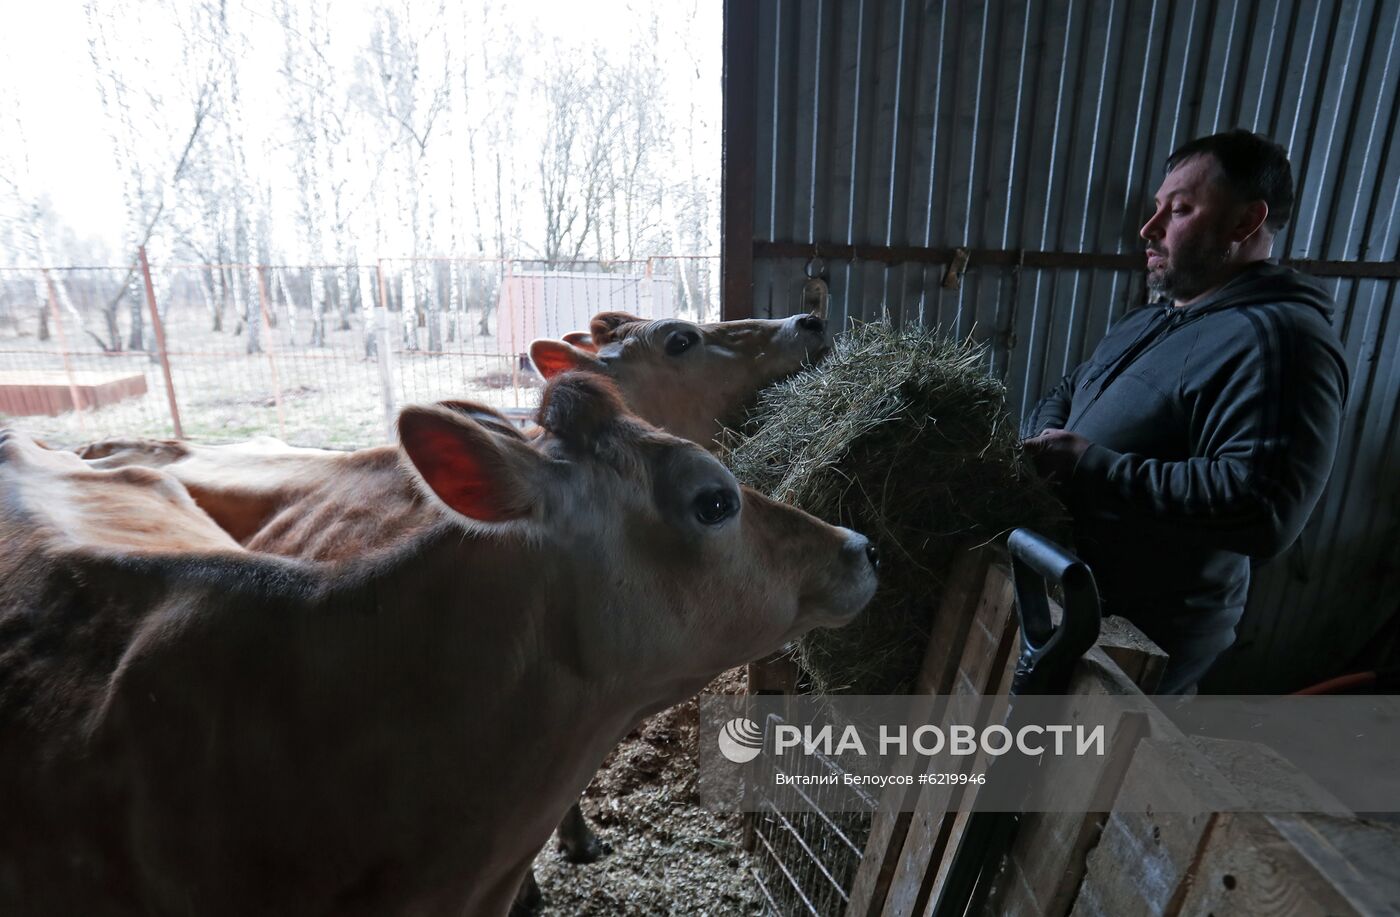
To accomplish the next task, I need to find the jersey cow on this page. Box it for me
[530,309,829,447]
[0,373,877,917]
[73,309,829,908]
[79,310,828,547]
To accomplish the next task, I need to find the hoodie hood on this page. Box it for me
[1163,260,1336,324]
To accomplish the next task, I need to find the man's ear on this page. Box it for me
[529,339,605,380]
[1233,199,1270,242]
[398,404,545,523]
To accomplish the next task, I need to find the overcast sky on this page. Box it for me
[0,0,721,262]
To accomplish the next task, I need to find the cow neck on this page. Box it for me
[317,521,643,818]
[323,521,622,702]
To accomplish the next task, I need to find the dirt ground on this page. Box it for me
[532,668,763,916]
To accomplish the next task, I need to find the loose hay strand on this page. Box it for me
[724,323,1065,696]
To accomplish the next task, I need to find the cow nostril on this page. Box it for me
[797,314,825,334]
[865,544,880,569]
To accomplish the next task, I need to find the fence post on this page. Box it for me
[41,269,88,433]
[139,246,183,439]
[671,257,695,320]
[375,259,396,442]
[642,257,655,318]
[506,259,520,404]
[256,265,286,440]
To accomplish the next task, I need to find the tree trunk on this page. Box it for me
[275,268,300,345]
[338,265,354,330]
[104,305,122,351]
[244,275,261,354]
[218,263,230,331]
[202,265,223,331]
[424,262,442,352]
[127,282,145,351]
[309,266,327,347]
[401,265,419,350]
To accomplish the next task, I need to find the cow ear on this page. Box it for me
[398,404,544,524]
[536,372,628,448]
[529,339,603,380]
[435,400,528,441]
[589,311,644,345]
[561,331,598,352]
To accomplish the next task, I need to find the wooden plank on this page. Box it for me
[1097,616,1168,694]
[746,651,799,695]
[1191,738,1349,817]
[1070,734,1246,917]
[914,548,996,696]
[1266,813,1400,914]
[1074,729,1364,917]
[970,614,1168,917]
[879,565,1019,917]
[846,547,994,917]
[0,371,147,417]
[975,649,1154,917]
[1173,812,1400,916]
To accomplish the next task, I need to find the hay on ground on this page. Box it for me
[723,322,1064,696]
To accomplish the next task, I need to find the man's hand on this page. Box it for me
[1022,429,1092,482]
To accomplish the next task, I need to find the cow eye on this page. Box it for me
[665,330,699,356]
[693,488,738,525]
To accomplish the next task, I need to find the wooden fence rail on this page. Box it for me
[749,539,1400,917]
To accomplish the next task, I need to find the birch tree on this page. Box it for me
[85,0,215,351]
[358,4,450,351]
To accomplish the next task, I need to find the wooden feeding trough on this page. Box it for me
[746,540,1400,917]
[0,370,148,417]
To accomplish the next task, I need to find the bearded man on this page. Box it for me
[1022,129,1349,694]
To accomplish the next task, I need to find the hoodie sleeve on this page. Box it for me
[1066,306,1348,558]
[1023,363,1091,438]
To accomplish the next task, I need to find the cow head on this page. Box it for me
[397,373,877,685]
[528,311,829,449]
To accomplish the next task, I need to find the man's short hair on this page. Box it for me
[1165,129,1294,233]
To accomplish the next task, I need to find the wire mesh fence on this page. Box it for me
[748,712,877,916]
[0,255,718,449]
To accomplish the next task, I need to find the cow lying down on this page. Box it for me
[0,373,877,917]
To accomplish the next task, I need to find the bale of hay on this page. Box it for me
[723,323,1065,696]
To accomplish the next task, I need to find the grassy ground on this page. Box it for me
[1,304,543,449]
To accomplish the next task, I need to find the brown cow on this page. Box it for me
[530,310,829,448]
[80,311,827,546]
[0,374,878,917]
[74,310,830,906]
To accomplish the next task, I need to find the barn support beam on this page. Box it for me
[721,0,758,321]
[755,241,1400,279]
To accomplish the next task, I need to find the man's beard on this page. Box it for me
[1146,233,1231,301]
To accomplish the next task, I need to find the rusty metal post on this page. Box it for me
[374,259,396,441]
[139,246,184,438]
[256,265,286,439]
[41,269,88,433]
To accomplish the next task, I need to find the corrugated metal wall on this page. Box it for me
[735,0,1400,691]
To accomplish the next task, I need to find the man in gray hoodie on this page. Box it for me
[1022,130,1349,694]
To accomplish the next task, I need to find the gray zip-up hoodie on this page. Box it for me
[1024,262,1349,650]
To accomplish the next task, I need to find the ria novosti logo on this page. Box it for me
[717,717,764,764]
